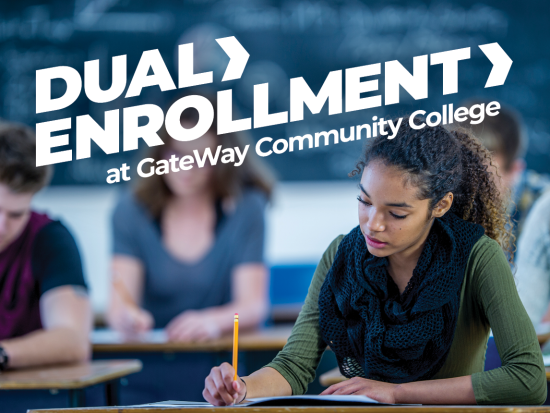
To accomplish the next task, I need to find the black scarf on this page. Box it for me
[318,212,485,383]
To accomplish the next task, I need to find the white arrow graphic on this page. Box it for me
[479,43,513,88]
[216,36,249,81]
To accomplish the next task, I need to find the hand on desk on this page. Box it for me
[321,377,398,404]
[203,362,246,406]
[166,310,222,342]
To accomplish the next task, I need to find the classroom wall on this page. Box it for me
[31,182,359,314]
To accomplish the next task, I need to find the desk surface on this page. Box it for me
[0,359,142,390]
[27,405,550,413]
[92,325,293,352]
[93,328,545,353]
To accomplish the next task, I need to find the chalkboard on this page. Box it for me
[1,0,548,184]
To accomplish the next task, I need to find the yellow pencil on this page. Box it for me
[233,313,239,381]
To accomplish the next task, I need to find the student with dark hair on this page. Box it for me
[0,122,91,371]
[462,101,549,238]
[107,93,275,341]
[515,189,550,325]
[203,118,546,405]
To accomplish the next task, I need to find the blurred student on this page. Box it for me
[514,189,550,326]
[107,94,275,342]
[462,101,550,239]
[0,122,91,371]
[463,102,550,327]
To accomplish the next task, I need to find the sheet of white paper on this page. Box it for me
[91,328,168,344]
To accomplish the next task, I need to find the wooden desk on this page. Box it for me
[92,325,293,353]
[0,359,142,407]
[26,405,550,412]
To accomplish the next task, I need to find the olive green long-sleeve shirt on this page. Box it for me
[266,235,547,405]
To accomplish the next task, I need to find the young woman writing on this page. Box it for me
[202,118,546,405]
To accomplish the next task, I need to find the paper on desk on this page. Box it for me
[128,396,403,408]
[91,328,168,344]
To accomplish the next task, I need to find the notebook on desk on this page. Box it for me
[137,395,403,407]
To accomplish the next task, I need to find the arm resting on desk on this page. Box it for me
[321,374,475,404]
[469,238,547,405]
[0,285,92,369]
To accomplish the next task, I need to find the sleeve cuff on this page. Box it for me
[471,372,487,404]
[264,362,302,395]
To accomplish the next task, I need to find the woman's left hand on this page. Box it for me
[166,310,222,342]
[320,377,399,404]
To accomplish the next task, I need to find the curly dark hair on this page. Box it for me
[350,116,514,261]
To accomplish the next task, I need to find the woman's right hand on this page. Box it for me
[203,362,246,406]
[108,303,154,336]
